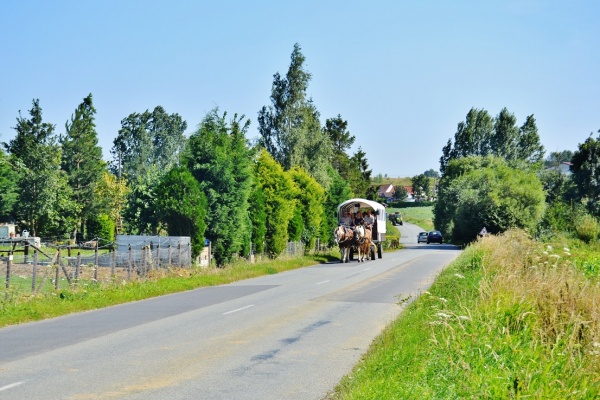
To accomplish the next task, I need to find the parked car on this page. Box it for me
[417,232,428,243]
[427,230,443,244]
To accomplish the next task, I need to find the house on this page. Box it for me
[377,184,395,202]
[404,186,416,202]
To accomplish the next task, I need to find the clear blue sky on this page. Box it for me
[1,0,598,177]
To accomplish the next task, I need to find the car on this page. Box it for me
[427,230,443,244]
[417,232,428,243]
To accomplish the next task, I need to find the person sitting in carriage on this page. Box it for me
[353,211,364,227]
[339,211,352,226]
[363,210,375,230]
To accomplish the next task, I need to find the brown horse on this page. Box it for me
[354,225,372,262]
[334,225,354,263]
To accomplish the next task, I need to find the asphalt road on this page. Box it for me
[0,225,460,400]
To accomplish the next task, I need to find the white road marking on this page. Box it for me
[363,268,372,271]
[223,305,254,315]
[0,382,24,392]
[316,280,330,285]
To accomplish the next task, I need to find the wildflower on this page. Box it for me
[458,316,470,321]
[435,312,451,319]
[454,273,465,279]
[543,251,548,255]
[546,245,553,251]
[563,247,570,252]
[593,342,600,348]
[438,297,448,303]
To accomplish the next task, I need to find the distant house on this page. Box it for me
[377,184,395,202]
[404,186,415,202]
[545,162,572,176]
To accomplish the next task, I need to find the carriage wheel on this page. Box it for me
[370,245,376,260]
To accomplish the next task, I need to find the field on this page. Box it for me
[386,205,434,232]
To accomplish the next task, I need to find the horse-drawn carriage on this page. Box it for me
[333,198,387,263]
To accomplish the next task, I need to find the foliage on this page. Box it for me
[440,107,544,175]
[254,149,297,257]
[289,166,326,249]
[94,171,129,235]
[321,166,353,246]
[248,183,267,255]
[257,43,332,188]
[435,156,545,243]
[60,93,105,239]
[348,147,372,198]
[110,105,187,182]
[156,167,207,256]
[411,173,431,201]
[574,213,600,243]
[86,214,116,243]
[392,185,407,201]
[0,150,19,218]
[571,131,600,217]
[185,109,253,265]
[3,99,78,237]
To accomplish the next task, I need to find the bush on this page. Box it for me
[575,214,600,243]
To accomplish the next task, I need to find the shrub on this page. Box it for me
[575,214,600,243]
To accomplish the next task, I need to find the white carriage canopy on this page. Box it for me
[337,198,387,239]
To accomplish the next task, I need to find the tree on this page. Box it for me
[289,166,326,249]
[3,99,77,237]
[411,174,430,201]
[434,156,545,243]
[60,93,105,240]
[321,166,353,246]
[571,131,600,217]
[348,147,372,197]
[258,43,332,188]
[156,167,207,256]
[94,171,129,235]
[393,185,408,202]
[254,149,296,257]
[0,150,19,219]
[324,114,355,179]
[112,106,187,235]
[423,169,439,178]
[440,107,545,175]
[248,183,267,255]
[110,106,187,181]
[185,109,253,266]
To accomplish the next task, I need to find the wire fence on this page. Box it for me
[0,238,318,296]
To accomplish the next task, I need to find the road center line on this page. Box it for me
[363,268,372,271]
[223,305,254,315]
[316,280,330,285]
[0,382,24,392]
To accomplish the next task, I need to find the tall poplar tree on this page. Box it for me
[61,93,105,240]
[258,43,332,188]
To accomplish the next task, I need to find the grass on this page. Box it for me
[328,230,600,399]
[0,252,338,328]
[387,206,434,232]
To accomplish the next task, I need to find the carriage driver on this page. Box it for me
[339,211,352,226]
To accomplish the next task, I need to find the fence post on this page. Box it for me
[178,243,182,268]
[75,252,81,284]
[55,248,60,290]
[156,243,161,269]
[128,244,132,281]
[94,242,99,282]
[167,244,172,267]
[6,250,12,290]
[111,246,116,279]
[32,250,38,293]
[142,246,147,277]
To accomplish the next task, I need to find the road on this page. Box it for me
[0,223,459,400]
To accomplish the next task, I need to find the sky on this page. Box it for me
[1,0,598,178]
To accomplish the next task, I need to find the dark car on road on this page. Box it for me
[417,232,428,243]
[427,230,443,244]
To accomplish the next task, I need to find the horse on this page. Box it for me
[334,225,354,263]
[354,225,372,262]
